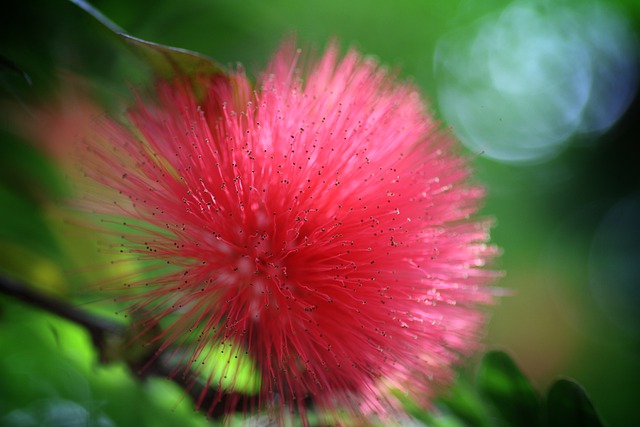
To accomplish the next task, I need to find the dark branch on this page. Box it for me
[0,274,125,348]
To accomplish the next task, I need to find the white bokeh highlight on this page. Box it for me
[434,0,638,163]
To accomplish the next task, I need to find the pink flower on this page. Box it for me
[77,43,499,424]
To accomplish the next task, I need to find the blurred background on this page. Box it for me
[1,0,639,426]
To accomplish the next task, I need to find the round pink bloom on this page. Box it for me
[78,44,499,423]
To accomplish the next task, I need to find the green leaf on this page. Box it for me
[438,379,494,427]
[476,350,541,427]
[391,388,435,426]
[68,0,223,80]
[546,379,605,427]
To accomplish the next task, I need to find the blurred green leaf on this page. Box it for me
[391,388,434,426]
[476,350,541,427]
[0,129,66,292]
[69,0,223,81]
[0,129,66,204]
[438,379,493,427]
[546,379,605,427]
[0,182,58,255]
[0,243,68,297]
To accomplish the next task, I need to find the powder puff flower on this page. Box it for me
[75,43,499,424]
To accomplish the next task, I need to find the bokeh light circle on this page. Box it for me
[434,0,638,163]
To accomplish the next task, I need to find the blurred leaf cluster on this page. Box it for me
[0,298,210,427]
[400,351,605,427]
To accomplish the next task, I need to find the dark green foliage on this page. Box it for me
[546,379,605,427]
[476,351,542,427]
[412,351,607,427]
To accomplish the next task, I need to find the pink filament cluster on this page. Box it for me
[79,44,499,423]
